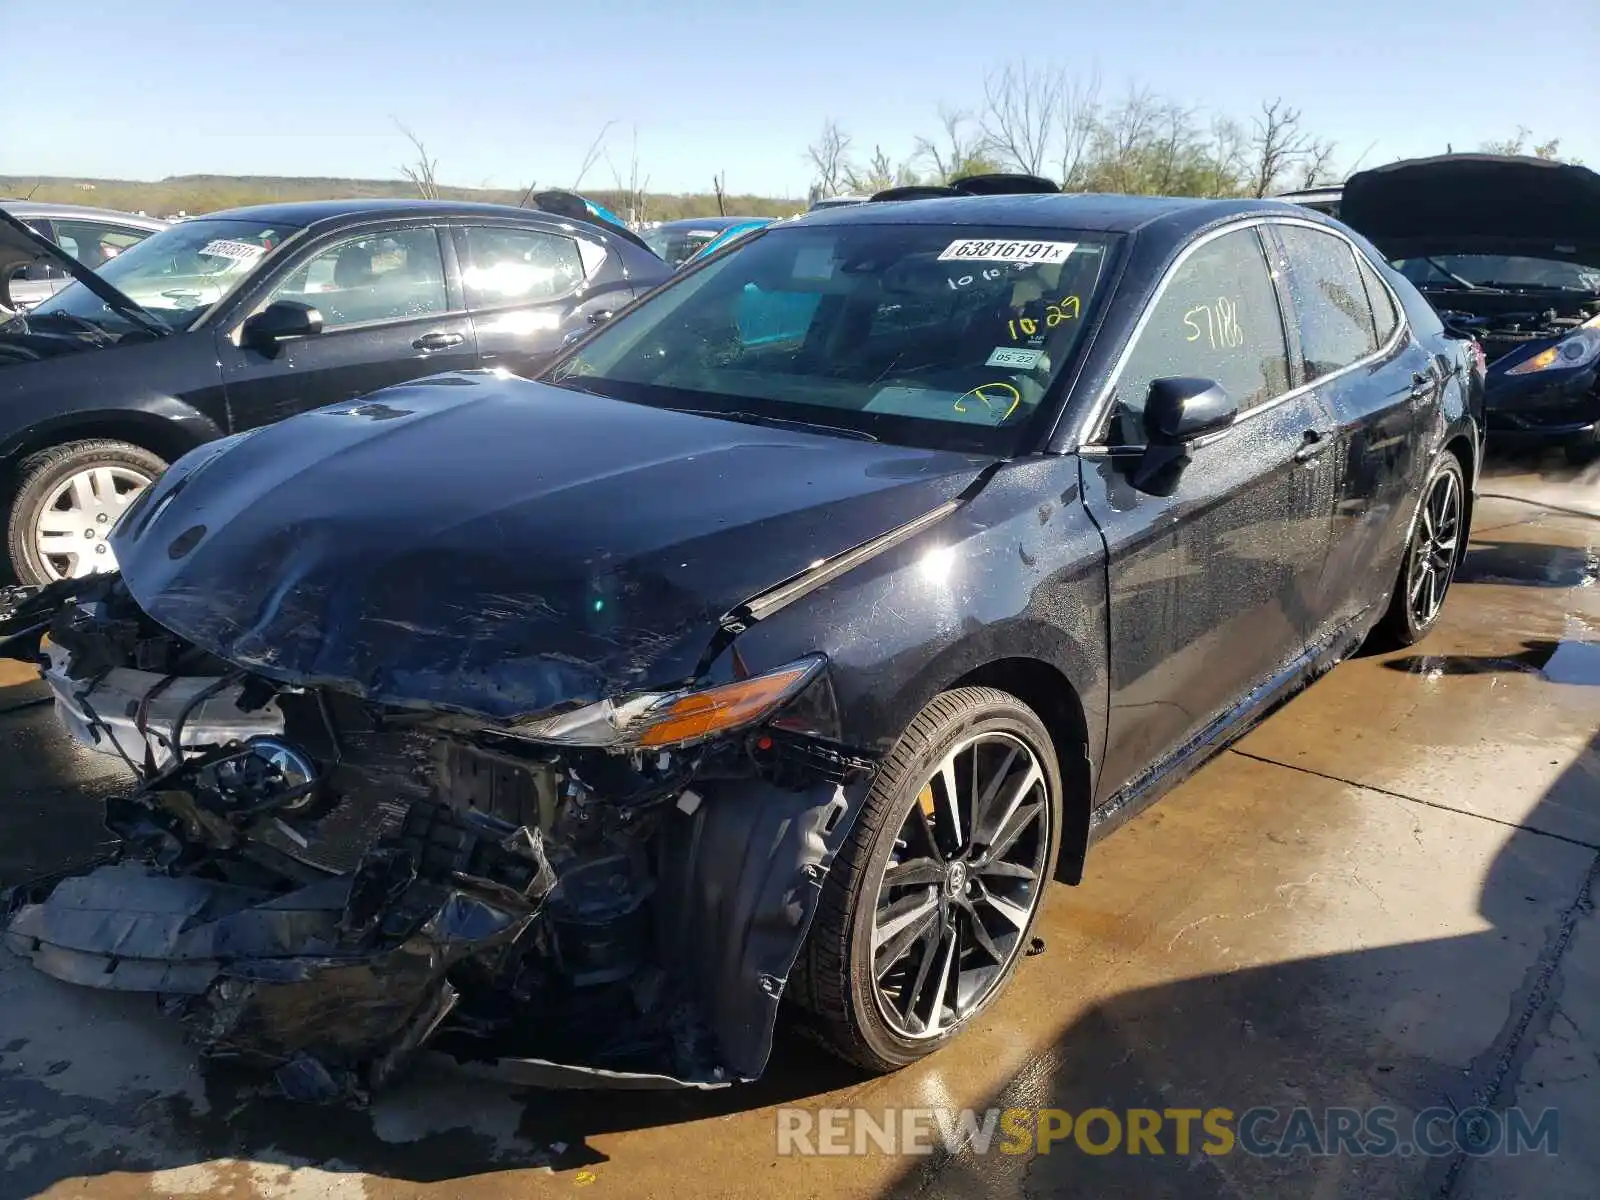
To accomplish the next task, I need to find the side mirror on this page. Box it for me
[1144,377,1237,445]
[1133,377,1237,494]
[241,300,323,355]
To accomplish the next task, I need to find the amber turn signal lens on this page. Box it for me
[636,662,817,748]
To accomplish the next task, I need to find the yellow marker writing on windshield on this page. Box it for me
[954,382,1022,421]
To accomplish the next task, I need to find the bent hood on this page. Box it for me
[112,373,992,720]
[0,208,159,324]
[1341,155,1600,265]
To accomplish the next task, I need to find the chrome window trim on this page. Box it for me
[1078,216,1410,449]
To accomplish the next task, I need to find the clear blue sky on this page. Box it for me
[5,0,1596,196]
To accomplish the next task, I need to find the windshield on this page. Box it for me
[642,225,728,269]
[1394,254,1600,293]
[32,217,301,333]
[546,223,1117,452]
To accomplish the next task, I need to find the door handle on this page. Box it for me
[413,331,465,351]
[1293,429,1331,464]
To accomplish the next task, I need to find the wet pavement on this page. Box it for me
[1,450,1596,1200]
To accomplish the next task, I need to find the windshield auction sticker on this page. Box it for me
[938,240,1077,264]
[198,239,267,262]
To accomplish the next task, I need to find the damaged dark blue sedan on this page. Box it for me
[0,187,1482,1100]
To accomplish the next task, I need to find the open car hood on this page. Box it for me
[1341,155,1600,266]
[0,208,166,325]
[109,372,991,721]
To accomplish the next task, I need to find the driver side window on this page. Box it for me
[1106,228,1291,444]
[265,227,447,331]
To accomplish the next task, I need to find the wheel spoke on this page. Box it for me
[921,924,960,1035]
[898,922,944,1022]
[883,857,947,891]
[977,857,1037,881]
[934,750,963,851]
[36,510,83,535]
[1420,503,1436,543]
[905,802,942,861]
[970,743,1020,832]
[987,798,1043,865]
[68,472,96,511]
[976,883,1033,932]
[1410,560,1432,606]
[976,758,1042,847]
[873,891,940,975]
[959,899,1004,963]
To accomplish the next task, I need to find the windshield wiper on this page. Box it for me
[26,310,114,343]
[669,407,878,442]
[1423,258,1483,290]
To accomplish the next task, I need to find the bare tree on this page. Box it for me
[1247,98,1312,197]
[806,119,854,197]
[915,108,993,184]
[845,144,899,195]
[1146,101,1199,195]
[1200,114,1249,197]
[712,171,727,216]
[1054,68,1102,190]
[573,120,617,191]
[393,119,441,200]
[1295,138,1340,188]
[981,61,1060,176]
[605,125,650,225]
[1480,127,1565,160]
[1090,86,1162,193]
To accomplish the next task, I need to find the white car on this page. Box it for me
[0,201,167,315]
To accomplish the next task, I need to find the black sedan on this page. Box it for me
[0,194,670,586]
[0,190,1481,1098]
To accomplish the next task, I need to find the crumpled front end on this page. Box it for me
[1,574,873,1102]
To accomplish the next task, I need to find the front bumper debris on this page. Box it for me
[1,573,872,1101]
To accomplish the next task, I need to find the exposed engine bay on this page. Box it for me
[1,574,872,1103]
[1429,288,1600,364]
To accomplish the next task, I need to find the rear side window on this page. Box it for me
[461,227,584,307]
[1107,227,1291,443]
[1356,254,1400,346]
[53,220,155,270]
[1276,225,1378,380]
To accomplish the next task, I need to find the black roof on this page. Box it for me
[795,192,1305,237]
[202,198,574,227]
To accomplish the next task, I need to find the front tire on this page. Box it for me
[7,439,166,585]
[1374,453,1466,647]
[798,687,1063,1072]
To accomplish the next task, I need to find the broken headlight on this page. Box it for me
[507,655,825,750]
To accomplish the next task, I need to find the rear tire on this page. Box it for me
[797,686,1063,1073]
[1373,453,1466,648]
[7,439,166,586]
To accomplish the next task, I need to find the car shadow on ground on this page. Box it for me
[877,731,1600,1200]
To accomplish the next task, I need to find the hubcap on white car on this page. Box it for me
[34,466,153,580]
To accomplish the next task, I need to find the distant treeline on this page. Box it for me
[0,175,805,222]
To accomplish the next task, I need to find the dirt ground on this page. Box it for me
[1,450,1596,1200]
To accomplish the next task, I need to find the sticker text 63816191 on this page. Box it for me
[938,240,1077,265]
